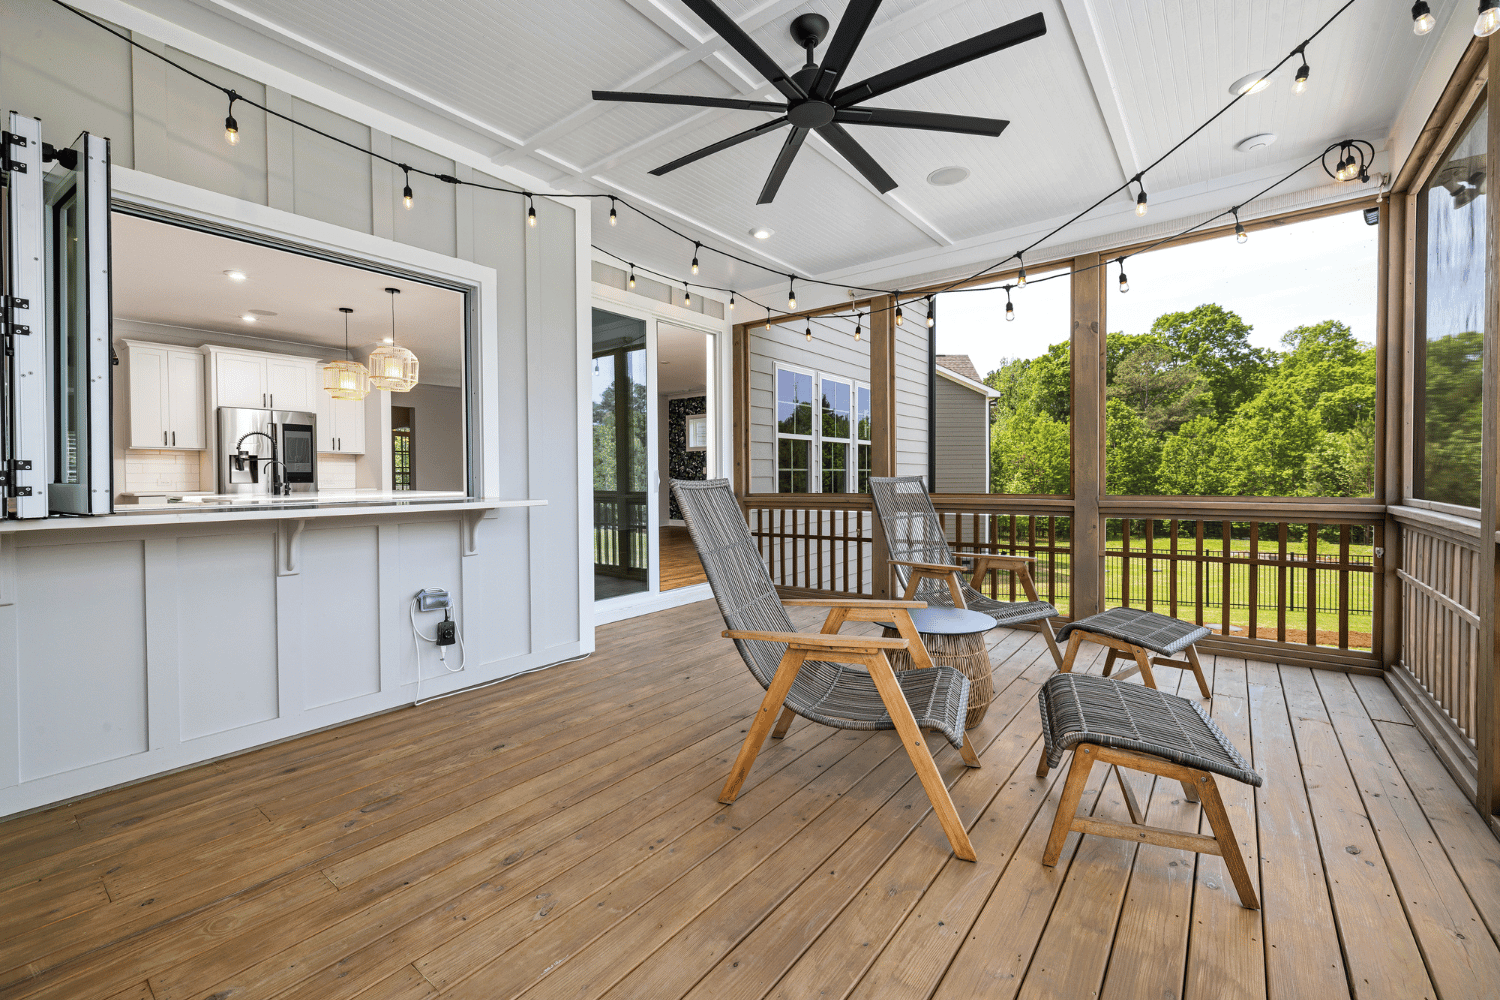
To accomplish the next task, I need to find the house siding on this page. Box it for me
[934,377,990,492]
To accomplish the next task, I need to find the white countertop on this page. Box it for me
[1,493,545,532]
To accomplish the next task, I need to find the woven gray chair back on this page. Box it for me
[669,479,798,688]
[868,476,961,606]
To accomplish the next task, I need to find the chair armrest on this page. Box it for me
[959,552,1037,566]
[722,630,910,652]
[782,598,927,609]
[888,559,965,574]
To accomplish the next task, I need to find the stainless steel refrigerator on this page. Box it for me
[216,407,318,495]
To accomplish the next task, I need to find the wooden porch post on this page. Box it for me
[1478,36,1500,817]
[1378,193,1404,669]
[1071,254,1105,620]
[732,320,751,498]
[870,294,896,598]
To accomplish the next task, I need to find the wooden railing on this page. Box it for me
[593,491,648,579]
[1103,517,1379,654]
[1390,507,1483,757]
[743,494,1384,668]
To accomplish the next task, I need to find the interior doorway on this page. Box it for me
[656,323,711,591]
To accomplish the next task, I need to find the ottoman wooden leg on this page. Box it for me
[1042,745,1096,866]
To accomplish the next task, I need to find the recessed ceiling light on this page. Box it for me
[223,269,247,281]
[927,166,970,186]
[1235,132,1278,152]
[1229,70,1273,96]
[241,313,257,323]
[383,337,394,344]
[749,226,774,239]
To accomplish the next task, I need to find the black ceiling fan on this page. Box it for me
[592,1,1046,204]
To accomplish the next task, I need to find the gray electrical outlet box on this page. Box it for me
[416,588,451,612]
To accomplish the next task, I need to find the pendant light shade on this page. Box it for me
[368,287,420,392]
[323,307,370,400]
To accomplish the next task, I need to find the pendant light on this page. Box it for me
[368,287,420,392]
[1412,1,1436,34]
[322,307,371,400]
[1478,0,1500,36]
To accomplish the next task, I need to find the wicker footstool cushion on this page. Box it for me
[1037,672,1260,785]
[1055,607,1211,656]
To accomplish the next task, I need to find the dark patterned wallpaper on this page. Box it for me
[668,395,707,520]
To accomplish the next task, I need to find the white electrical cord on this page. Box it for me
[410,596,466,702]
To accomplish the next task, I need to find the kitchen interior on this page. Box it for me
[110,214,467,509]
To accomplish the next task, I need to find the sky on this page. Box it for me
[936,209,1380,377]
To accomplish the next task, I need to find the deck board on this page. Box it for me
[1,599,1497,1000]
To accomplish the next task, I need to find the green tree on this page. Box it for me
[1278,320,1376,433]
[1104,398,1161,495]
[1108,339,1207,433]
[1149,304,1271,419]
[1212,383,1325,495]
[1420,330,1483,506]
[1155,414,1230,496]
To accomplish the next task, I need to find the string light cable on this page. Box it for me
[46,0,1373,331]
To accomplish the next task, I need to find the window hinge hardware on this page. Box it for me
[7,460,32,472]
[5,297,29,311]
[8,487,32,497]
[1,133,26,174]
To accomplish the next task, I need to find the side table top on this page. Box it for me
[877,607,995,635]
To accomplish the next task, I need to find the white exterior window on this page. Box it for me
[776,365,870,494]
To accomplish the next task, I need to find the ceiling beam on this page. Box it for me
[1057,0,1137,206]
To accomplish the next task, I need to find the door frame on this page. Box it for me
[589,283,729,625]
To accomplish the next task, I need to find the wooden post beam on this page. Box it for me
[1478,36,1500,816]
[1071,253,1105,620]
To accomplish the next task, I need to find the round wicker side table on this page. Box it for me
[879,607,996,729]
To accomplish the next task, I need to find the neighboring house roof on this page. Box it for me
[934,355,999,397]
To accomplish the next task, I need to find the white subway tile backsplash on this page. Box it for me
[124,450,201,493]
[318,454,357,490]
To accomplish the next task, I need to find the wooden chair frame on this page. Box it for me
[890,553,1064,668]
[720,598,980,862]
[1035,742,1259,909]
[1055,628,1211,699]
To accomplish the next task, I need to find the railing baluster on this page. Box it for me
[1338,524,1350,650]
[1220,520,1232,637]
[1278,522,1288,643]
[1249,522,1260,642]
[1306,522,1319,647]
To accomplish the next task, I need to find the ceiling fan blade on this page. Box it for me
[650,117,790,176]
[593,91,786,113]
[812,0,883,100]
[680,0,806,102]
[758,127,809,204]
[816,123,897,194]
[835,107,1009,137]
[832,11,1046,107]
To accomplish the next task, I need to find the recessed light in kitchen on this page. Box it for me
[223,269,247,281]
[749,226,774,239]
[241,314,257,322]
[1235,133,1277,152]
[927,166,970,186]
[1229,70,1273,96]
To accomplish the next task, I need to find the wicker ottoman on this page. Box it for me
[1054,607,1213,698]
[881,607,995,729]
[1035,671,1263,908]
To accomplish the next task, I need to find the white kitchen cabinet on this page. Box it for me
[122,340,205,450]
[206,347,318,413]
[315,387,367,455]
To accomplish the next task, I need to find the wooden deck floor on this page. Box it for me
[3,600,1500,1000]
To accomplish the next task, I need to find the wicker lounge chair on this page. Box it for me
[868,476,1063,666]
[672,478,981,861]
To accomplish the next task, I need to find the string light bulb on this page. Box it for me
[1016,254,1027,287]
[1117,262,1129,293]
[788,279,796,310]
[224,92,239,146]
[1233,209,1248,243]
[401,165,413,210]
[627,267,636,289]
[729,292,735,310]
[1135,178,1148,216]
[894,296,904,326]
[805,321,813,343]
[691,243,700,275]
[854,313,862,342]
[1412,1,1436,34]
[926,296,935,328]
[527,197,537,227]
[683,282,691,306]
[1292,49,1310,94]
[608,198,617,226]
[1004,286,1014,322]
[1478,0,1500,36]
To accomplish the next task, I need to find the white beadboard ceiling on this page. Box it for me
[168,0,1463,302]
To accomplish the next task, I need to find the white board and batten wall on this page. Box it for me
[0,3,592,817]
